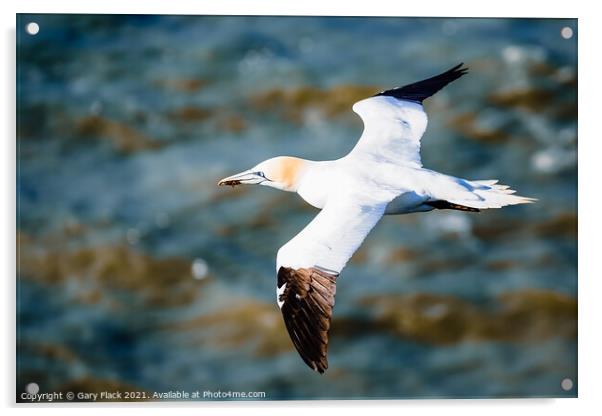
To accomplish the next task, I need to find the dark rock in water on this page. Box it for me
[169,106,213,123]
[416,256,470,275]
[554,101,578,121]
[75,115,163,154]
[489,88,555,112]
[495,290,577,341]
[534,213,577,240]
[154,78,208,93]
[527,61,559,78]
[57,378,151,401]
[18,231,205,308]
[18,339,79,364]
[489,62,577,117]
[359,290,576,345]
[17,102,51,140]
[163,300,292,358]
[250,84,380,122]
[485,259,518,271]
[361,292,483,344]
[472,217,522,242]
[385,246,420,264]
[448,112,508,144]
[473,213,577,243]
[218,114,248,133]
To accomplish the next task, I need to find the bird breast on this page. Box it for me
[296,159,399,209]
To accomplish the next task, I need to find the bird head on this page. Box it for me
[218,156,307,192]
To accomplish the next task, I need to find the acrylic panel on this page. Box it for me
[16,14,577,402]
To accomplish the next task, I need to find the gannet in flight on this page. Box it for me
[218,64,534,373]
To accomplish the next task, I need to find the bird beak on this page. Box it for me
[218,169,265,187]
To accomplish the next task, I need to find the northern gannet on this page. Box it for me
[218,64,535,373]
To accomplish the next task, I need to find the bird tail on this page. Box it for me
[447,179,537,210]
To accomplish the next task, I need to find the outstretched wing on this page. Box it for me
[349,64,468,168]
[275,193,387,373]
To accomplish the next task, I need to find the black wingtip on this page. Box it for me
[375,63,469,103]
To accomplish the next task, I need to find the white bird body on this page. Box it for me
[218,64,535,373]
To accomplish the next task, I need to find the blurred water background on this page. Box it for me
[16,15,577,400]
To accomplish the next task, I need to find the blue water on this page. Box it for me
[17,15,577,401]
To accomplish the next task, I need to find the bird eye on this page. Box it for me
[257,171,266,178]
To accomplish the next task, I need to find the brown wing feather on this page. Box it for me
[277,266,338,373]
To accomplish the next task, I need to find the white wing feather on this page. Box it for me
[276,192,387,274]
[349,95,428,168]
